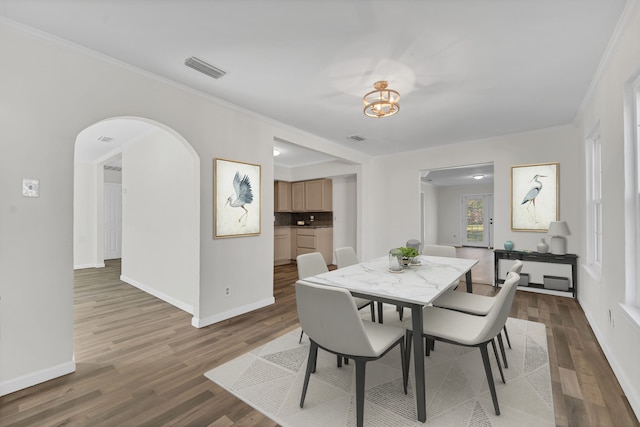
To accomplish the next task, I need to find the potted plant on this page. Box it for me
[398,247,419,266]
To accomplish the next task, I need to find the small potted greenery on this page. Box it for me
[398,247,419,266]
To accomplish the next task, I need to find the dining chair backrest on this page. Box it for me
[296,252,329,279]
[509,259,524,275]
[295,280,376,356]
[474,272,520,343]
[335,247,359,269]
[406,239,421,253]
[422,244,457,258]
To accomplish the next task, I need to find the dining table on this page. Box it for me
[302,254,479,423]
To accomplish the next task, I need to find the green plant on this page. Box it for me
[398,247,419,258]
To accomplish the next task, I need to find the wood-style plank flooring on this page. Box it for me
[0,255,638,426]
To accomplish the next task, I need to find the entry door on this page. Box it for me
[104,183,122,260]
[461,194,492,247]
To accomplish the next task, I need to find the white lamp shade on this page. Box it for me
[548,221,570,236]
[548,221,570,255]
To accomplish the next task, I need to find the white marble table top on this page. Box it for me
[304,255,479,306]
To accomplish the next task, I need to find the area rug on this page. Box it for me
[205,315,554,426]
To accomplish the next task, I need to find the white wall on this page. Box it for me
[120,128,199,314]
[421,182,438,245]
[0,21,367,394]
[331,175,358,262]
[364,125,580,262]
[574,2,640,418]
[436,183,494,246]
[74,161,102,269]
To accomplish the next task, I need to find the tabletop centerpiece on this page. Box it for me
[398,247,420,266]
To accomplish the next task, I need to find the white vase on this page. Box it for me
[537,238,549,253]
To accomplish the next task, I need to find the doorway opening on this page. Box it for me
[420,163,494,248]
[73,116,200,319]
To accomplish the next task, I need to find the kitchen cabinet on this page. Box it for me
[274,227,292,265]
[291,182,305,212]
[290,179,332,212]
[274,181,291,212]
[296,227,333,264]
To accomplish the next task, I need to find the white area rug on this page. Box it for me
[205,314,554,426]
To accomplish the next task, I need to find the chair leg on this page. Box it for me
[299,330,304,344]
[377,301,384,324]
[355,360,367,427]
[480,343,500,415]
[300,342,318,408]
[369,302,376,322]
[496,333,508,369]
[337,355,342,367]
[490,339,505,384]
[397,305,403,321]
[503,325,512,349]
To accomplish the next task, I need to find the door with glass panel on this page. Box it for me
[461,194,492,247]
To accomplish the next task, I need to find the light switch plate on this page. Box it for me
[22,178,39,197]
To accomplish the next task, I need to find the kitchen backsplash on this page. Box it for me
[274,212,333,226]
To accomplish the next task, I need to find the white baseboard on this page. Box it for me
[578,295,640,421]
[74,263,105,270]
[120,275,194,314]
[192,297,275,328]
[0,360,76,397]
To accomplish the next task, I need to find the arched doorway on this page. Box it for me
[74,117,200,318]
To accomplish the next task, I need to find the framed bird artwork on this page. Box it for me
[214,158,261,238]
[511,162,558,232]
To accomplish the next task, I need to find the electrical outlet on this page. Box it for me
[225,287,230,296]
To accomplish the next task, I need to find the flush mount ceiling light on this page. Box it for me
[273,148,281,156]
[184,57,227,79]
[363,81,400,118]
[473,174,484,180]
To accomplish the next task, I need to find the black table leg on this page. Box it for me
[411,304,426,422]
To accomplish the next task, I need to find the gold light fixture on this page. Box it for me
[363,81,400,118]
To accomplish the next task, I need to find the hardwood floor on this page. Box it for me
[0,259,638,426]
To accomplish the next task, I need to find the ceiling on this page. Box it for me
[1,0,629,175]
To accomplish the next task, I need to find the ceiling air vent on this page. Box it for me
[348,134,367,142]
[97,136,114,143]
[104,165,122,171]
[185,57,227,79]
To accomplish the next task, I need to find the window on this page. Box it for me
[623,72,640,314]
[586,127,602,280]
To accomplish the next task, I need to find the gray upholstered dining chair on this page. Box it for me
[403,271,521,416]
[296,280,407,427]
[297,252,375,335]
[422,244,457,258]
[334,246,377,323]
[406,239,421,252]
[431,259,523,367]
[334,246,359,269]
[397,244,459,321]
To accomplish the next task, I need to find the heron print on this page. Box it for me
[521,174,546,222]
[511,162,558,231]
[215,158,261,238]
[226,171,253,226]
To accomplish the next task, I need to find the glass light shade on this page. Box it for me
[363,81,400,118]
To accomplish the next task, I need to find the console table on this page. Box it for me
[494,249,578,298]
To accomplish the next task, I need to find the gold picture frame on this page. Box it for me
[511,162,558,232]
[214,158,261,238]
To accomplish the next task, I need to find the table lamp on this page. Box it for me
[548,221,570,255]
